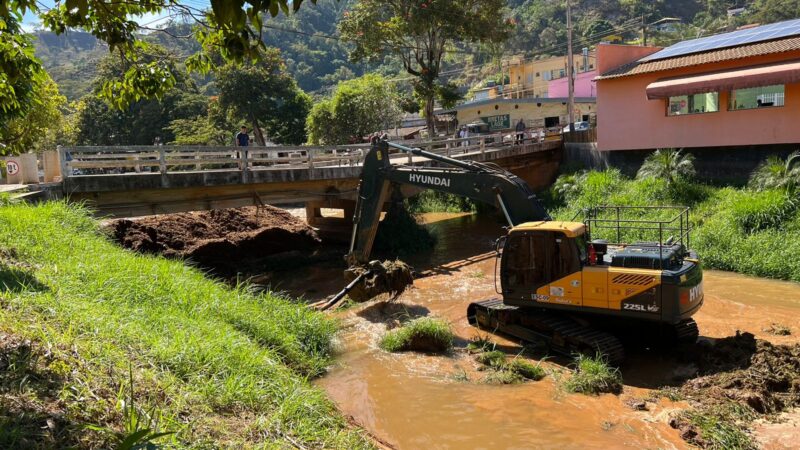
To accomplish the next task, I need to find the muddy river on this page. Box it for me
[275,213,800,449]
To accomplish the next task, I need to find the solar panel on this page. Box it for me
[640,18,800,62]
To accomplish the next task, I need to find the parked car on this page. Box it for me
[562,121,591,132]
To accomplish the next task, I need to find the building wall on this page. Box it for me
[597,48,800,151]
[596,44,661,74]
[507,54,596,98]
[548,70,599,98]
[454,99,596,130]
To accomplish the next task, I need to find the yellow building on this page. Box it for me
[504,52,597,99]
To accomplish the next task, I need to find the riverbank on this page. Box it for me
[546,170,800,282]
[0,202,372,448]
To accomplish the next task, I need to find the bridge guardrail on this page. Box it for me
[59,130,555,178]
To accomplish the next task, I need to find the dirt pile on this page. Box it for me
[669,332,800,447]
[108,206,321,269]
[344,260,414,303]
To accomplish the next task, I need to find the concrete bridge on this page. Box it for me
[55,134,562,219]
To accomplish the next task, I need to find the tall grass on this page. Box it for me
[0,202,373,448]
[548,169,800,282]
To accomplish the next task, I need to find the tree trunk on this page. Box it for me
[424,95,436,138]
[251,116,266,146]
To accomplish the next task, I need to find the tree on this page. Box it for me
[1,0,320,131]
[339,0,511,136]
[306,74,402,145]
[73,48,207,145]
[749,152,800,192]
[0,74,67,155]
[636,148,696,184]
[750,0,800,24]
[169,98,236,146]
[215,49,311,146]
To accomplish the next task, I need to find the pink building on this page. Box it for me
[595,19,800,151]
[548,70,598,98]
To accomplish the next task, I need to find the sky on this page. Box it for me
[21,1,211,32]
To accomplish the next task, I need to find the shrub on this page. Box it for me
[481,370,524,385]
[506,358,546,381]
[563,353,623,395]
[680,403,755,450]
[749,151,800,192]
[379,317,454,353]
[475,350,506,369]
[729,189,796,233]
[406,191,476,214]
[636,148,695,184]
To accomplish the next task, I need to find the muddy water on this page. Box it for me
[281,213,800,449]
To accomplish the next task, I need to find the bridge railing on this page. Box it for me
[58,130,555,178]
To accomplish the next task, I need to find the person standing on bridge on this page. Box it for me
[236,126,250,147]
[515,118,526,145]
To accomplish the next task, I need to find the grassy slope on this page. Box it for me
[548,170,800,282]
[0,202,372,449]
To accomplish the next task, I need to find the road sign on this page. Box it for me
[6,161,19,176]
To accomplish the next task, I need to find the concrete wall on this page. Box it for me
[596,44,661,75]
[596,48,800,151]
[564,143,797,184]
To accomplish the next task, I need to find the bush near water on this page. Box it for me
[0,202,373,449]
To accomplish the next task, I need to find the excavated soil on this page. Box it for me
[670,332,800,446]
[344,260,414,303]
[108,206,322,273]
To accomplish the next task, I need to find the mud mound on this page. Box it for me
[345,260,414,303]
[682,332,800,414]
[669,332,800,448]
[109,206,321,268]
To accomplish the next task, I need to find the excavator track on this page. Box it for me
[669,318,699,344]
[467,299,626,365]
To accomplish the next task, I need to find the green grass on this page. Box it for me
[379,317,454,353]
[475,350,546,384]
[563,353,623,395]
[548,169,800,282]
[506,359,546,381]
[0,202,373,449]
[406,191,477,214]
[475,350,506,369]
[681,403,756,450]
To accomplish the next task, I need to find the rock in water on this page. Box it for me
[344,260,414,303]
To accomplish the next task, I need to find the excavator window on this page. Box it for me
[501,232,549,297]
[502,231,583,298]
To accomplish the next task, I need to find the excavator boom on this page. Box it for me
[347,138,551,264]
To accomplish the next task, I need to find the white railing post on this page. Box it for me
[308,149,314,174]
[241,148,249,181]
[159,147,167,175]
[57,145,69,180]
[480,137,486,155]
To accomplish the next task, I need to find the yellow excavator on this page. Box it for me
[346,138,703,363]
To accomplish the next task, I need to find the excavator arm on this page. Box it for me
[346,138,551,264]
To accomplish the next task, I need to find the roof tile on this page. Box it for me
[598,36,800,79]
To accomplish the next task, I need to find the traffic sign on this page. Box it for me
[6,161,19,176]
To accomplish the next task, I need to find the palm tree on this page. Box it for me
[749,151,800,192]
[636,148,696,185]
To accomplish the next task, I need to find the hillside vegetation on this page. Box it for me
[0,202,372,449]
[32,0,791,102]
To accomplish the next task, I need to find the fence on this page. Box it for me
[562,128,597,143]
[59,131,557,178]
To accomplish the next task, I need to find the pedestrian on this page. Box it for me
[236,126,250,147]
[515,118,526,144]
[461,126,469,148]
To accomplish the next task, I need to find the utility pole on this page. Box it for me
[567,0,575,132]
[642,15,648,46]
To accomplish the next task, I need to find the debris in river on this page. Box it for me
[344,260,414,303]
[379,317,453,353]
[764,323,791,336]
[668,331,800,448]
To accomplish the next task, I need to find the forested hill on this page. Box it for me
[32,0,795,101]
